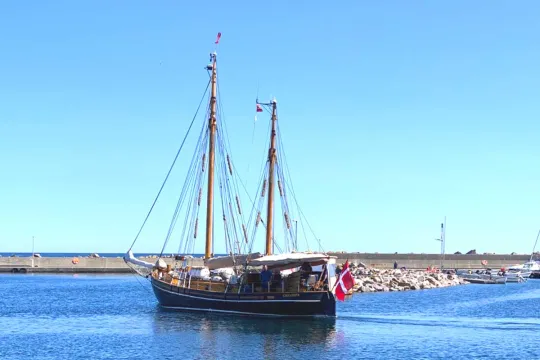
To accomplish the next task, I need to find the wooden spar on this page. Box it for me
[265,100,278,255]
[205,53,218,259]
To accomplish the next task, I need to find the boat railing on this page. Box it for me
[236,273,328,294]
[160,270,329,294]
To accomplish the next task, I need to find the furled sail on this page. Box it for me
[204,252,263,270]
[123,250,154,270]
[248,252,336,269]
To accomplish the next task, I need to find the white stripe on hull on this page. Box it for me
[160,305,334,318]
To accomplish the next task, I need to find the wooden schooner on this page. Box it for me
[124,36,337,317]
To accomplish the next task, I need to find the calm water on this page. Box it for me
[1,275,539,359]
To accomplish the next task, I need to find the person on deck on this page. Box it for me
[300,262,312,281]
[300,262,312,273]
[271,268,283,292]
[260,265,272,292]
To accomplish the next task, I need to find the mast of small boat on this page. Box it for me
[530,229,540,262]
[205,52,218,259]
[265,100,278,255]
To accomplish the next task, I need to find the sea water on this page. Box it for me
[0,274,539,359]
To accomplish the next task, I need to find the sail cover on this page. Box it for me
[248,253,336,269]
[124,250,154,270]
[205,253,263,270]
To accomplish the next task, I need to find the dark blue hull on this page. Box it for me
[151,278,336,317]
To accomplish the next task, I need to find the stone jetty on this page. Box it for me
[343,263,467,293]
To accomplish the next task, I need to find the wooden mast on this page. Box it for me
[205,53,218,259]
[265,99,278,255]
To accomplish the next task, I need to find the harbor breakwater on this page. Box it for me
[346,262,467,293]
[0,252,531,274]
[328,252,532,271]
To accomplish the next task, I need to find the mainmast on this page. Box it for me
[265,99,278,255]
[205,52,218,259]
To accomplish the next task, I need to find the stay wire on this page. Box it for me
[159,102,210,257]
[276,119,324,252]
[128,79,211,251]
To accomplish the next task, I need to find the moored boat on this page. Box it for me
[459,268,528,284]
[507,262,539,278]
[507,229,540,278]
[465,277,507,285]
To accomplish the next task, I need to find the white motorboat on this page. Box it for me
[504,273,527,283]
[465,277,507,285]
[507,262,540,278]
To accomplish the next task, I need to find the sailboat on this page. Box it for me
[508,229,540,278]
[124,37,338,317]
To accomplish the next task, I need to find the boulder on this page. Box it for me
[346,265,466,295]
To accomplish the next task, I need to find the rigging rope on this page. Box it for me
[128,79,211,252]
[276,162,295,251]
[216,125,246,255]
[164,128,208,257]
[276,119,325,252]
[244,116,273,254]
[177,118,210,255]
[158,102,209,257]
[247,163,270,254]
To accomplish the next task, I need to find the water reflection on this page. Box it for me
[151,306,337,348]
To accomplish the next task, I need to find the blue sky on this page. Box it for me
[1,1,539,255]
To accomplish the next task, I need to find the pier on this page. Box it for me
[0,253,531,274]
[328,252,531,270]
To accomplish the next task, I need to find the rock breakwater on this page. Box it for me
[342,263,467,293]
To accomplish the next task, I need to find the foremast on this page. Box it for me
[126,33,255,271]
[265,100,278,255]
[205,52,218,259]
